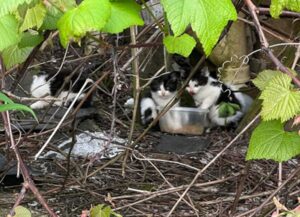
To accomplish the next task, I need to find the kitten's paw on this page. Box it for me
[30,101,49,109]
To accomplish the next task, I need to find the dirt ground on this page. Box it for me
[0,35,299,217]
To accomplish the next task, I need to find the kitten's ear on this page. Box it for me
[201,66,210,77]
[170,71,181,82]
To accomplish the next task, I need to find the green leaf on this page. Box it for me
[2,45,32,69]
[20,3,47,31]
[252,70,282,91]
[0,92,14,104]
[19,32,43,48]
[260,73,300,122]
[13,206,31,217]
[41,0,76,30]
[270,0,300,18]
[218,102,240,118]
[90,204,122,217]
[0,103,38,121]
[0,0,33,17]
[2,32,43,69]
[247,120,300,162]
[163,34,196,57]
[102,0,144,33]
[0,14,21,51]
[57,0,111,47]
[161,0,237,55]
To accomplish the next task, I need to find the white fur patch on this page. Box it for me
[30,74,50,98]
[30,74,86,109]
[140,98,157,125]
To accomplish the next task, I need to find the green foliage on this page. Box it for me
[247,120,300,162]
[57,0,111,47]
[20,3,46,31]
[0,92,14,104]
[0,92,38,121]
[218,102,240,118]
[260,73,300,122]
[2,32,43,69]
[160,0,237,55]
[270,0,300,18]
[12,206,31,217]
[252,70,282,91]
[90,204,122,217]
[19,32,43,48]
[0,0,33,17]
[163,34,196,57]
[2,45,32,69]
[0,14,21,51]
[41,0,76,30]
[102,0,144,33]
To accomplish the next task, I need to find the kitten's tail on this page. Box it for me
[140,97,158,126]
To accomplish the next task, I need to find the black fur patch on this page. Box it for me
[216,84,241,107]
[150,71,180,93]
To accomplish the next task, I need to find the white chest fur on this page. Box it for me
[192,85,220,109]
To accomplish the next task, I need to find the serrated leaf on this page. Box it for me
[90,204,111,217]
[163,34,196,57]
[161,0,237,55]
[0,92,14,104]
[247,120,300,162]
[102,0,144,33]
[57,0,111,47]
[13,206,31,217]
[0,0,33,17]
[2,32,43,69]
[20,3,46,31]
[2,45,32,69]
[41,0,76,30]
[0,14,21,51]
[0,103,38,121]
[270,0,300,18]
[252,70,282,91]
[19,32,43,48]
[260,73,300,122]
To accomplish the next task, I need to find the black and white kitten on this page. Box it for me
[30,71,90,109]
[186,67,253,126]
[140,71,181,125]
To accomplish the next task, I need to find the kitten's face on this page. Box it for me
[186,69,209,95]
[150,72,179,98]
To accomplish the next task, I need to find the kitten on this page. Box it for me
[140,71,181,126]
[186,67,253,127]
[30,71,90,109]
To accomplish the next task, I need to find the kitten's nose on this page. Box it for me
[161,91,165,96]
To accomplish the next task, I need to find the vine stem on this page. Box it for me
[244,0,300,88]
[122,26,141,177]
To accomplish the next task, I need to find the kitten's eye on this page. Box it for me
[194,84,199,87]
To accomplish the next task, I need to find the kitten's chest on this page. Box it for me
[193,85,220,102]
